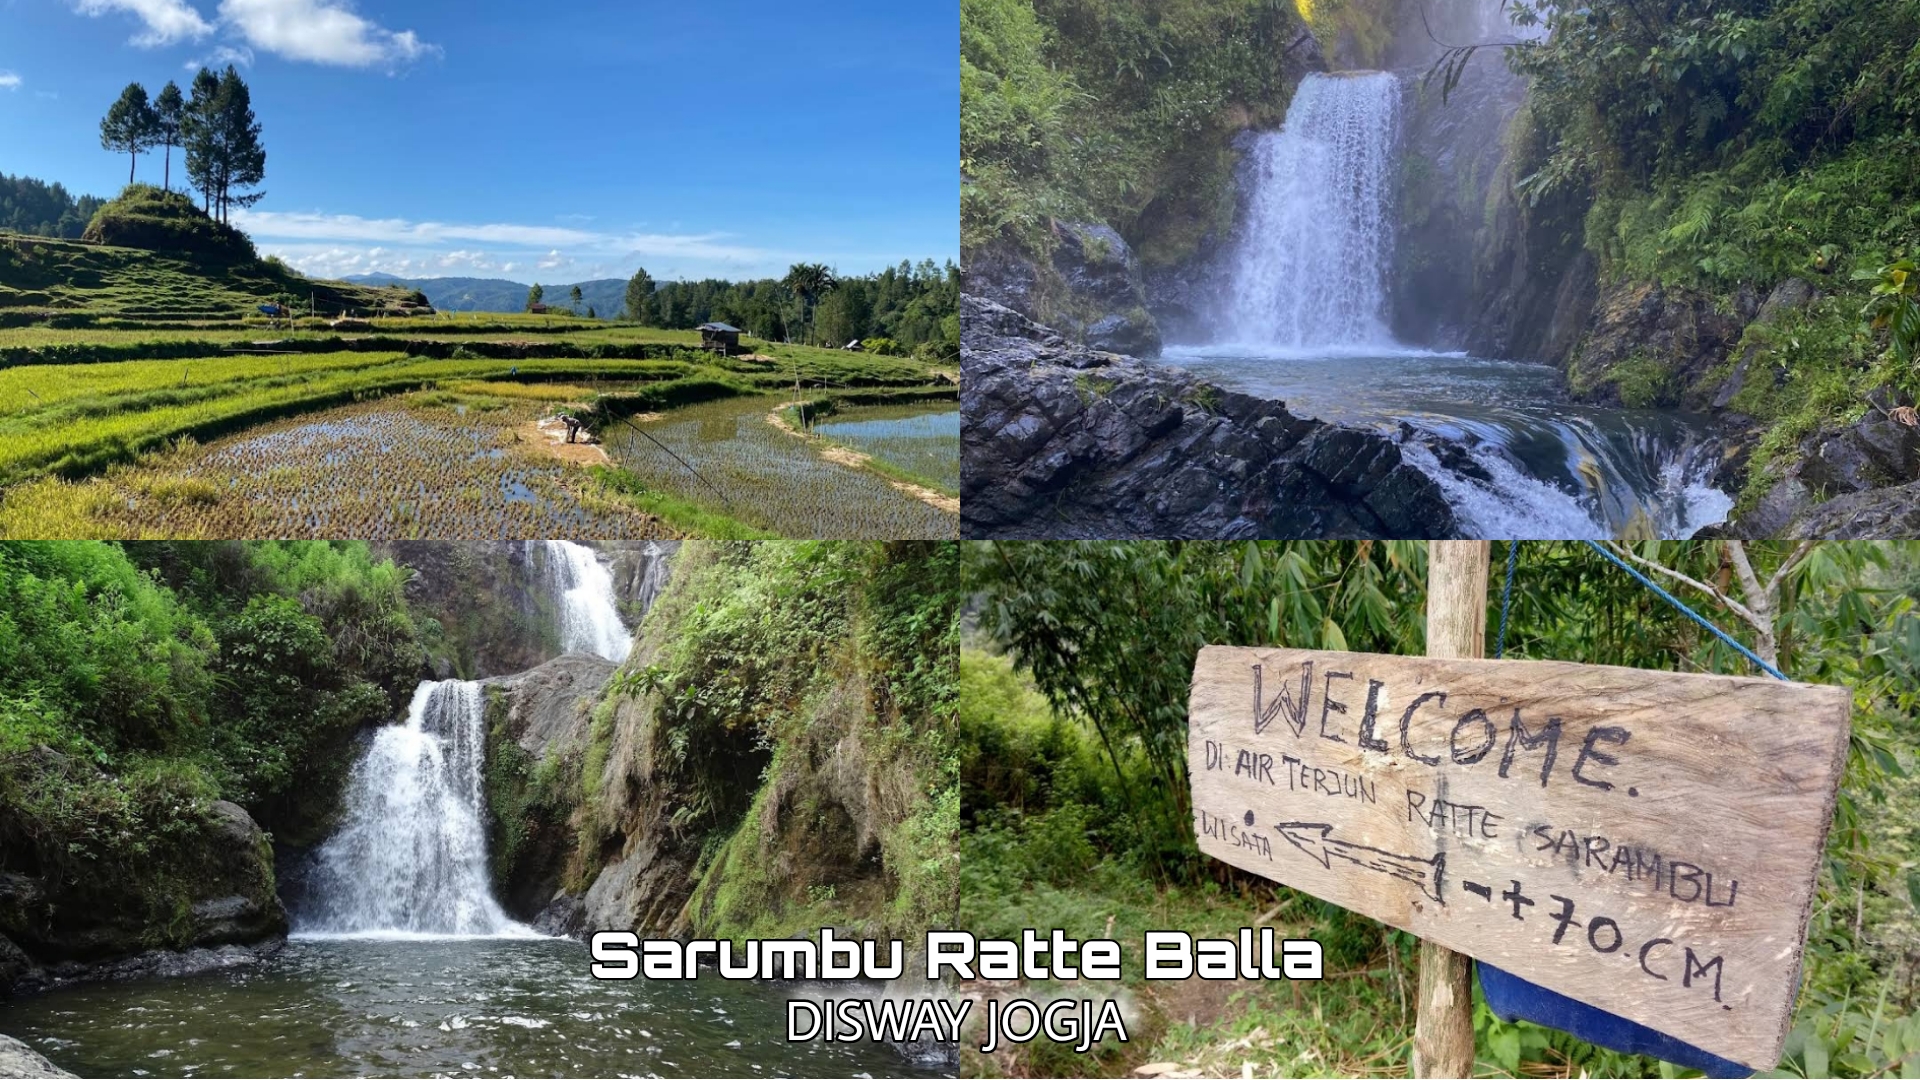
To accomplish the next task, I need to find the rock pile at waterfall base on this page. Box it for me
[961,294,1461,538]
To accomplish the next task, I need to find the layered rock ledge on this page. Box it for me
[961,294,1460,538]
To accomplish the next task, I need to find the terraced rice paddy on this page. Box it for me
[2,264,958,538]
[0,402,668,539]
[601,395,958,539]
[809,402,960,493]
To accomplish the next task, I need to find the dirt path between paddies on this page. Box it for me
[765,403,960,514]
[519,415,611,466]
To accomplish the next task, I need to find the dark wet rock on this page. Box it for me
[0,934,36,997]
[1458,113,1597,364]
[1047,221,1163,357]
[531,892,585,937]
[961,294,1460,538]
[10,941,283,999]
[1565,280,1757,408]
[0,1035,74,1078]
[1780,478,1920,538]
[1393,53,1532,350]
[1728,388,1920,537]
[1709,278,1820,410]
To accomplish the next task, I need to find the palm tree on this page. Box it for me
[781,263,837,344]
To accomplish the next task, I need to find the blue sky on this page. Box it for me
[0,0,957,283]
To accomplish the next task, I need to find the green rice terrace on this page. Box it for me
[0,194,958,540]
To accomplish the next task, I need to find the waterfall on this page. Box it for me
[632,540,673,617]
[539,540,633,662]
[1225,72,1401,350]
[297,680,533,938]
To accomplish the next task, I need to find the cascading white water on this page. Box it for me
[632,541,673,616]
[1226,72,1401,350]
[540,540,633,662]
[298,680,532,938]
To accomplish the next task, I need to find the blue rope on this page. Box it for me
[1495,541,1519,659]
[1582,540,1788,681]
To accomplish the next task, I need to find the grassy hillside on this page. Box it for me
[0,186,421,327]
[1,236,417,327]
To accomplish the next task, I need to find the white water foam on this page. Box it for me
[1225,71,1401,349]
[540,540,634,662]
[1400,439,1733,539]
[297,681,537,939]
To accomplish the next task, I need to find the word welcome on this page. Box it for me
[1251,659,1638,794]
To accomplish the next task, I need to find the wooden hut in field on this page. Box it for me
[699,321,744,355]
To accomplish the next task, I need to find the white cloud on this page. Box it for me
[239,208,907,284]
[217,0,436,68]
[0,72,20,90]
[185,44,254,68]
[73,0,214,46]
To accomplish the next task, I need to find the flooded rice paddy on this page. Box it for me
[808,403,960,494]
[601,395,959,538]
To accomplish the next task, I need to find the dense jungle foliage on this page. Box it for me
[1497,0,1920,488]
[624,261,962,360]
[961,0,1366,268]
[0,542,427,945]
[0,174,104,240]
[963,541,1920,1077]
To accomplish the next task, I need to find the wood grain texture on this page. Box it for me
[1187,645,1851,1070]
[1412,541,1485,1080]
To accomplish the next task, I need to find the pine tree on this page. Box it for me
[569,284,583,313]
[100,83,158,186]
[153,82,184,192]
[624,267,655,324]
[526,283,544,311]
[183,68,222,215]
[183,66,267,223]
[211,67,265,224]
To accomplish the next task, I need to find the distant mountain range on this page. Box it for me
[343,273,628,317]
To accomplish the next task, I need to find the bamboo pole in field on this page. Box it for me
[1412,539,1488,1078]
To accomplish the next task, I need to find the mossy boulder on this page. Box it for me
[0,751,286,980]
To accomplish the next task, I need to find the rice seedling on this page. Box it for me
[805,402,960,494]
[598,395,957,539]
[0,403,671,539]
[0,353,692,483]
[0,295,955,536]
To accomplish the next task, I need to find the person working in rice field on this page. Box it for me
[561,410,583,444]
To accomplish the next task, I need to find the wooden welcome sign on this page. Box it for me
[1188,645,1851,1070]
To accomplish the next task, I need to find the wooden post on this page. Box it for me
[1411,539,1488,1078]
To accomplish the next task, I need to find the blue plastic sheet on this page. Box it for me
[1477,961,1752,1078]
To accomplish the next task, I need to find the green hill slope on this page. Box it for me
[1,186,420,328]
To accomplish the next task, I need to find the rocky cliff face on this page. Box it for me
[381,541,671,680]
[969,222,1164,357]
[528,542,952,943]
[481,654,619,921]
[961,294,1462,538]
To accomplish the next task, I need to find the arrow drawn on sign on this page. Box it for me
[1274,821,1447,905]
